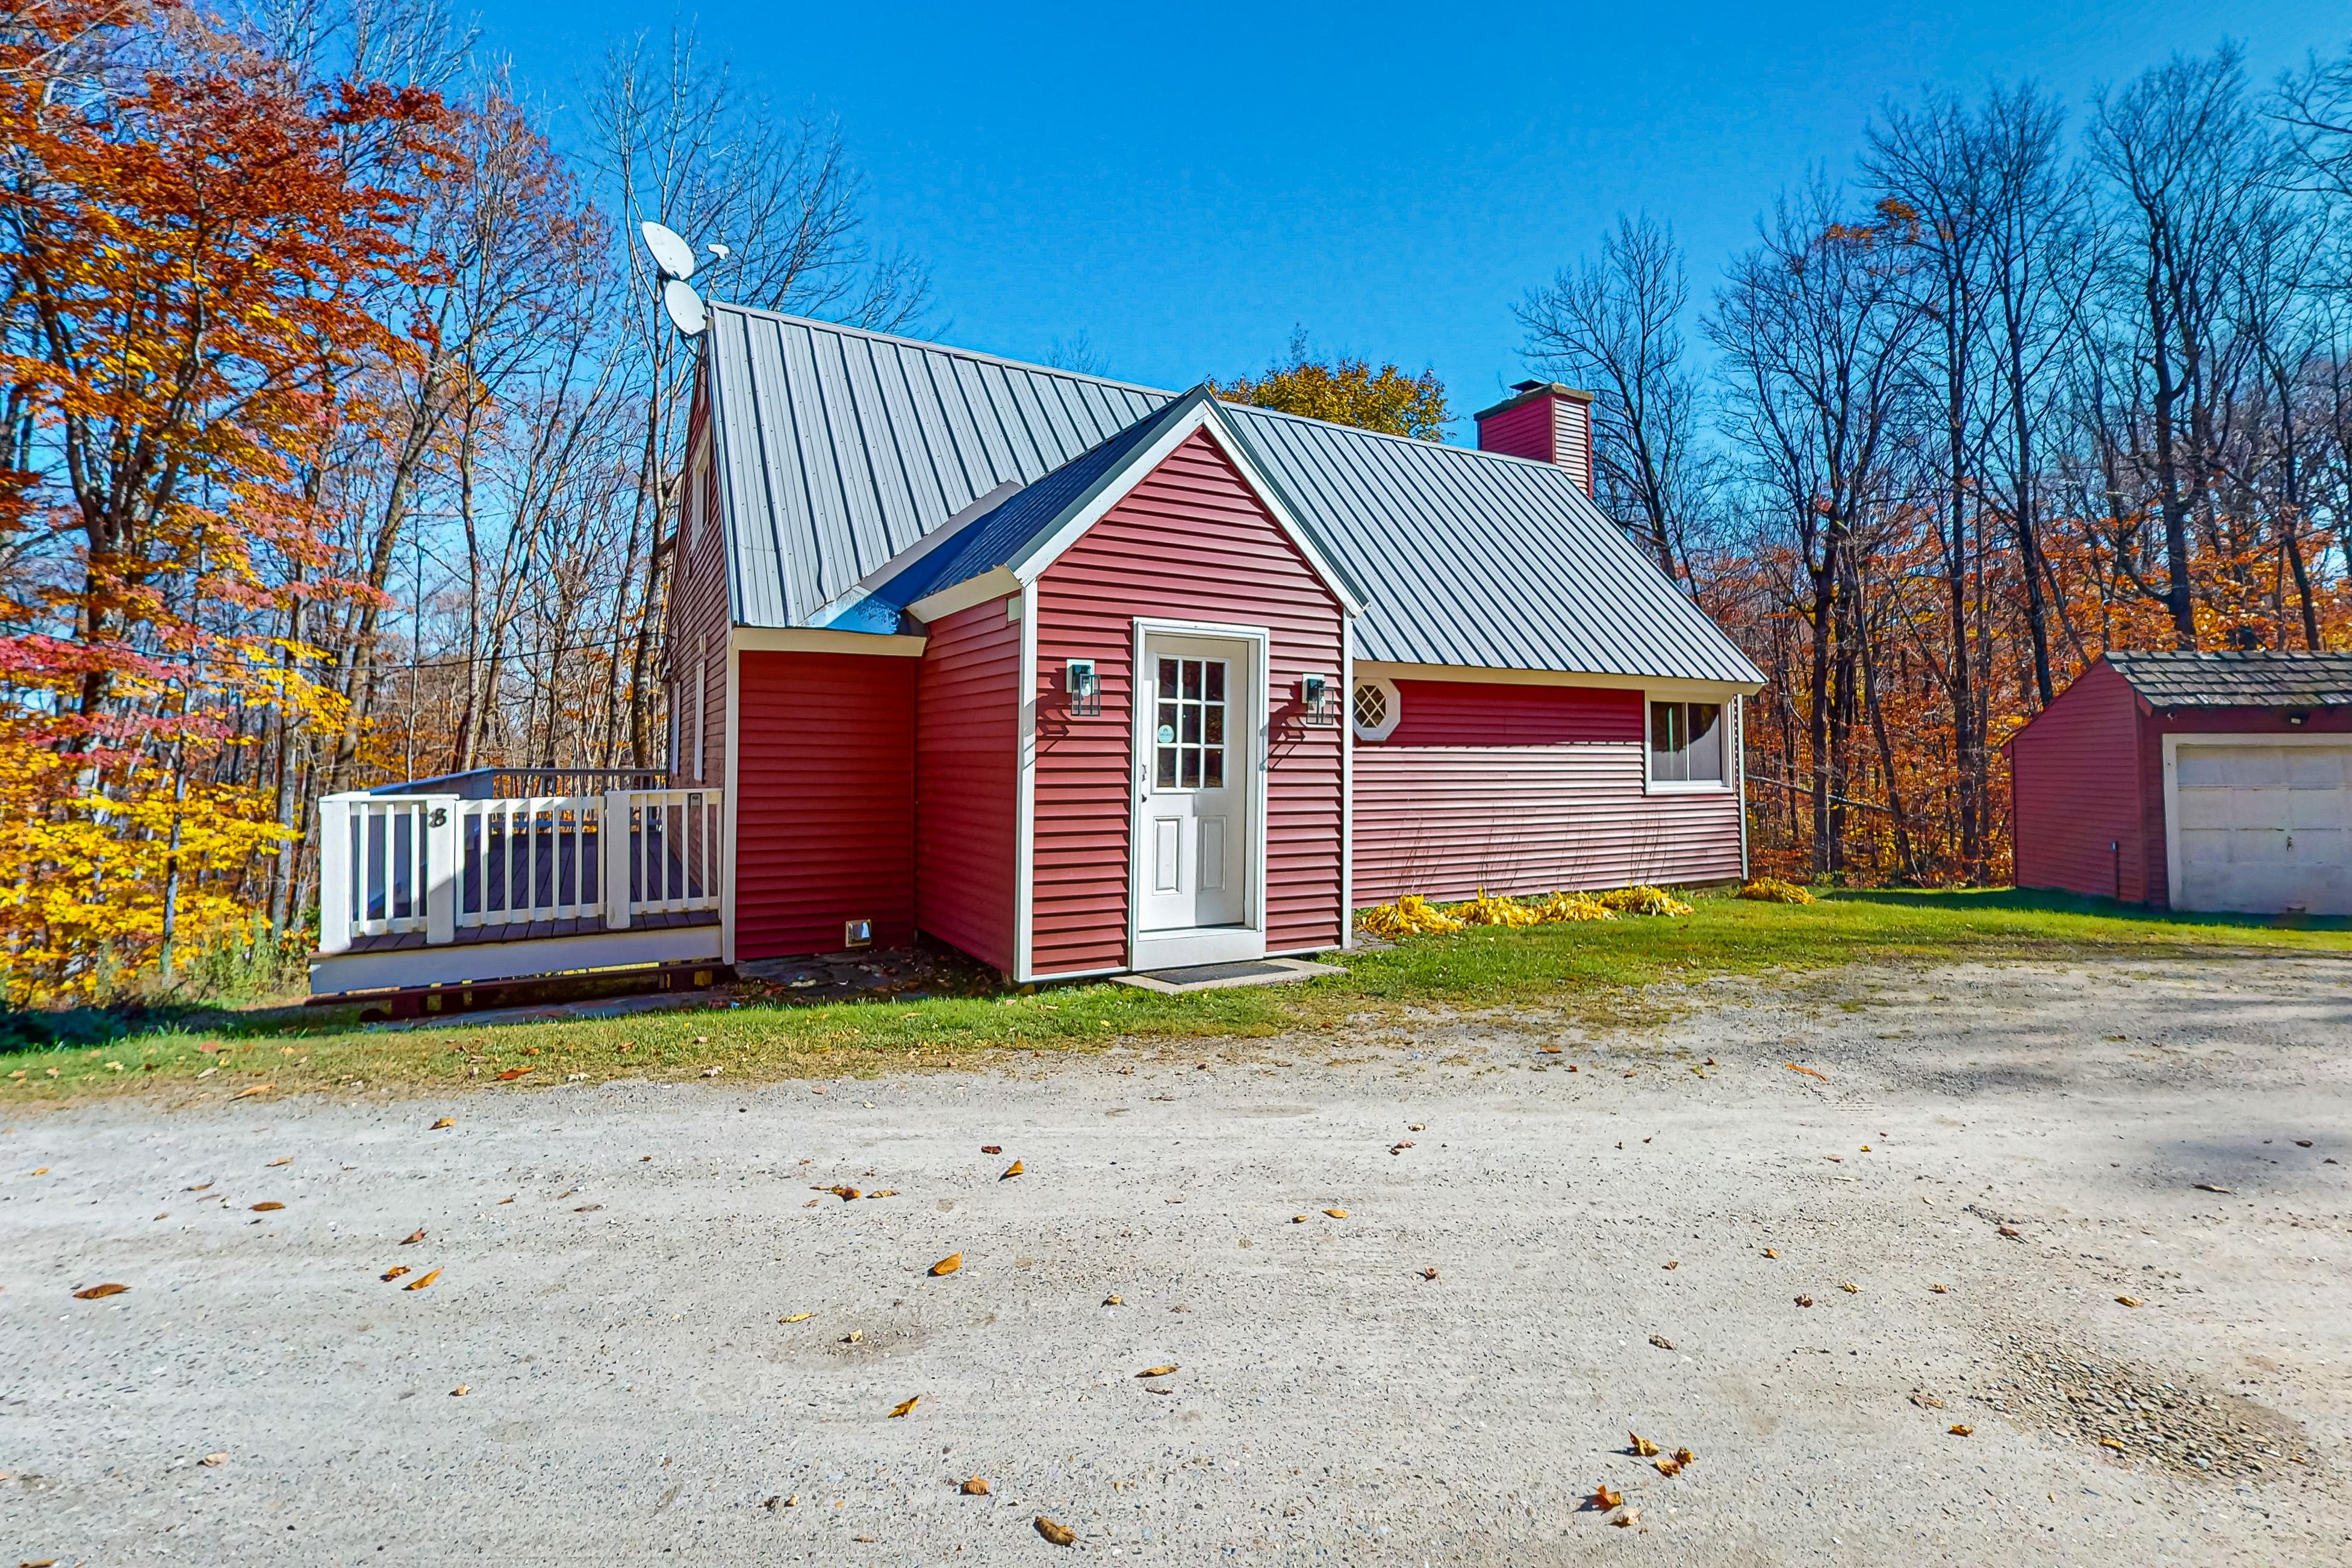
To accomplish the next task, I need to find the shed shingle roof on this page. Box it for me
[2105,651,2352,708]
[704,303,1762,686]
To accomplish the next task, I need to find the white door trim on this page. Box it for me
[2162,731,2348,911]
[1127,617,1271,972]
[1014,585,1039,982]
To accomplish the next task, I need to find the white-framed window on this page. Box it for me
[1648,698,1727,788]
[1351,676,1402,742]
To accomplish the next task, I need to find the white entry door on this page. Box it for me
[1133,630,1261,966]
[2169,739,2352,915]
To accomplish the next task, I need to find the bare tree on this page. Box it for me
[1517,214,1710,581]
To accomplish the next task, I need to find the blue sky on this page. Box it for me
[481,1,2350,438]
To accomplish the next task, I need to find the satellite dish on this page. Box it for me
[662,278,707,337]
[706,241,731,259]
[639,220,696,281]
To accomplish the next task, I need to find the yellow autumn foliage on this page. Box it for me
[1738,877,1815,904]
[1358,894,1464,939]
[1598,885,1696,916]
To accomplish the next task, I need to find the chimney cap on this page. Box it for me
[1475,380,1594,422]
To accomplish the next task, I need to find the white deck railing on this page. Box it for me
[316,786,722,955]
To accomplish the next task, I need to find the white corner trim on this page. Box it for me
[1735,694,1750,880]
[1340,615,1355,948]
[1013,579,1039,982]
[1009,400,1365,618]
[722,643,740,965]
[730,627,927,656]
[907,565,1021,625]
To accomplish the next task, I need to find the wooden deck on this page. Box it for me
[341,909,719,956]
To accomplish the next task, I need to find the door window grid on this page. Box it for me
[1154,656,1227,790]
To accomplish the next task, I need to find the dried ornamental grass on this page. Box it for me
[1598,885,1695,916]
[1358,894,1464,939]
[1738,877,1815,904]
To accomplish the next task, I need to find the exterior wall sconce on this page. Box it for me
[1066,658,1102,717]
[1297,673,1338,727]
[2285,711,2309,727]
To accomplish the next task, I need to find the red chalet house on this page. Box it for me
[664,308,1762,981]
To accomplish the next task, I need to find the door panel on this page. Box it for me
[1134,635,1252,936]
[2173,742,2352,915]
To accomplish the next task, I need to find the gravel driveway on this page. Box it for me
[5,953,2349,1565]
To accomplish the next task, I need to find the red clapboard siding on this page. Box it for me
[1475,397,1556,464]
[733,652,915,959]
[1354,724,1742,904]
[2010,659,2147,903]
[1380,680,1641,746]
[915,599,1021,972]
[1033,428,1346,975]
[664,368,730,785]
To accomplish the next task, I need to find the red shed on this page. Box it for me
[661,308,1764,983]
[2010,652,2352,915]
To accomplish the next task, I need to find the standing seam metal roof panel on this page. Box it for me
[698,303,1761,684]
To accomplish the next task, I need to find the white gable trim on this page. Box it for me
[1006,399,1366,617]
[907,566,1021,626]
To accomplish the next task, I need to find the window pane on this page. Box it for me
[1183,660,1202,700]
[1158,658,1178,699]
[1157,701,1177,740]
[1204,706,1223,745]
[1181,747,1200,788]
[1181,706,1201,744]
[1206,661,1224,702]
[1156,747,1176,788]
[1651,701,1686,782]
[1204,748,1224,788]
[1686,703,1725,782]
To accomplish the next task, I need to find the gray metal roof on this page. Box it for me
[704,304,1762,686]
[2106,651,2352,708]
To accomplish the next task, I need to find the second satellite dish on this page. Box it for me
[639,220,697,281]
[662,278,708,337]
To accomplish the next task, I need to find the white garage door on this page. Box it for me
[2168,740,2352,915]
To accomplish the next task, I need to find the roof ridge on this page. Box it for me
[704,300,1173,399]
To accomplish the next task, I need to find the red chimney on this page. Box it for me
[1474,381,1594,496]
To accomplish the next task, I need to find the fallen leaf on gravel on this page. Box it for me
[2099,1437,2125,1452]
[573,1204,602,1213]
[250,1201,284,1212]
[199,1452,227,1467]
[496,1068,530,1081]
[962,1476,991,1496]
[1663,1260,1679,1271]
[1654,1457,1682,1476]
[1292,1214,1309,1223]
[186,1181,212,1192]
[1930,1283,1950,1293]
[1419,1268,1440,1281]
[1389,1142,1414,1154]
[1795,1295,1814,1307]
[930,1252,963,1277]
[1649,1334,1674,1349]
[381,1266,410,1282]
[450,1385,470,1397]
[431,1118,454,1129]
[266,1157,292,1168]
[827,1186,861,1201]
[1629,1433,1660,1457]
[1612,1507,1641,1526]
[1949,1424,1974,1437]
[1673,1447,1695,1466]
[1567,1064,1579,1072]
[402,1228,426,1245]
[2296,1140,2313,1148]
[404,1269,441,1291]
[888,1395,920,1417]
[2115,1295,2142,1307]
[1784,1062,1827,1081]
[1996,1225,2021,1239]
[1408,1124,1425,1131]
[1137,1364,1178,1378]
[2191,1183,2231,1194]
[1839,1282,1859,1293]
[73,1283,129,1299]
[1762,1247,1779,1258]
[1000,1160,1024,1180]
[1541,1045,1561,1054]
[1103,1294,1123,1305]
[1822,1154,1843,1163]
[981,1145,1001,1154]
[843,1330,863,1343]
[1322,1208,1348,1219]
[1909,1393,1945,1409]
[1587,1483,1622,1511]
[779,1312,813,1323]
[229,1083,274,1100]
[1034,1516,1076,1546]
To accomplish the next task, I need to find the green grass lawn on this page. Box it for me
[5,888,2347,1104]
